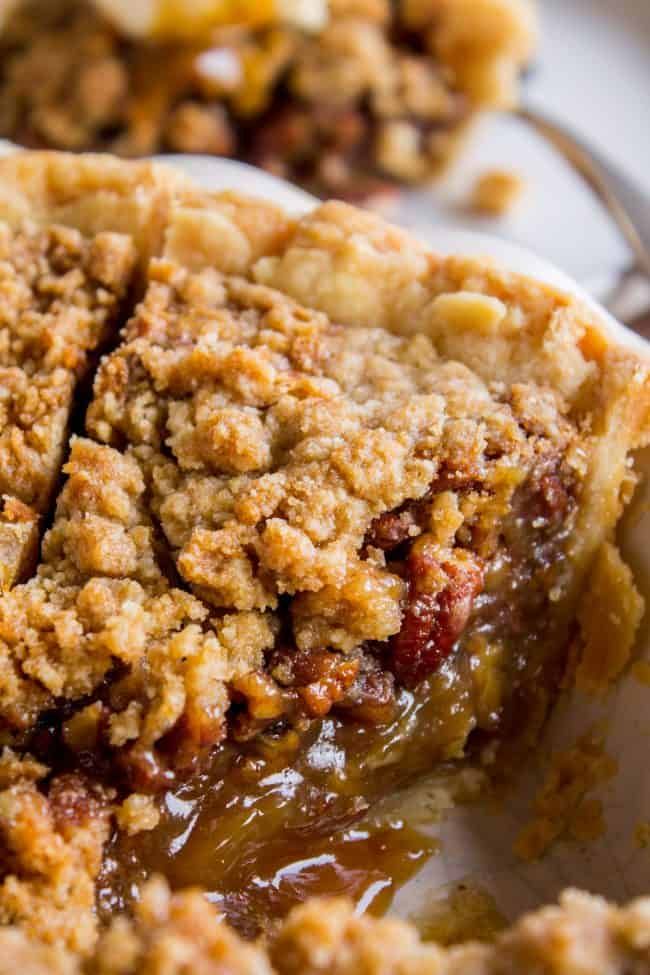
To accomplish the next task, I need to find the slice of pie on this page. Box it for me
[0,204,133,588]
[0,151,286,595]
[0,152,648,963]
[0,0,536,199]
[0,152,204,592]
[0,220,136,503]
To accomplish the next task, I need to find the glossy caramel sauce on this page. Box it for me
[98,691,455,937]
[103,810,436,939]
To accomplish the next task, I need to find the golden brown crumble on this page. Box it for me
[0,221,134,384]
[114,795,160,836]
[0,0,536,200]
[0,497,39,592]
[4,879,650,975]
[0,764,111,954]
[0,747,47,788]
[0,181,639,853]
[0,219,136,589]
[0,152,191,266]
[0,932,75,975]
[269,890,650,974]
[45,251,592,790]
[0,437,224,772]
[407,882,506,946]
[252,200,601,403]
[1,247,589,792]
[514,729,618,861]
[469,168,526,216]
[89,260,571,612]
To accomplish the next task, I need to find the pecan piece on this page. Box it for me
[337,664,396,724]
[272,649,361,719]
[538,469,570,519]
[390,549,484,687]
[296,652,360,718]
[365,506,419,551]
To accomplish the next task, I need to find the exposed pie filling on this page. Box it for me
[93,448,577,934]
[1,253,585,933]
[0,0,536,200]
[0,155,649,970]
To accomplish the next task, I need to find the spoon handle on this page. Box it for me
[518,107,650,280]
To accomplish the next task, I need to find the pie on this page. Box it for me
[0,0,536,200]
[0,151,649,970]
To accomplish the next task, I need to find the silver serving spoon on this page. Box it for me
[518,106,650,335]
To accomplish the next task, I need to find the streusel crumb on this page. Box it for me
[0,496,39,591]
[0,772,111,954]
[515,730,618,861]
[0,437,230,785]
[0,220,136,523]
[4,880,650,975]
[115,795,160,836]
[469,168,526,216]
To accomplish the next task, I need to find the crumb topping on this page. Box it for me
[88,259,577,618]
[0,769,111,954]
[0,248,588,794]
[3,879,650,975]
[514,729,618,861]
[469,168,526,216]
[0,437,221,780]
[1,216,639,812]
[0,496,39,592]
[0,220,136,516]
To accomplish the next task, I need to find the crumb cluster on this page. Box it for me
[2,870,650,975]
[0,219,136,590]
[2,251,591,791]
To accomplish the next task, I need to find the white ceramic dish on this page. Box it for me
[158,153,650,925]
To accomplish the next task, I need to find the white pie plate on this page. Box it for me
[150,153,650,925]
